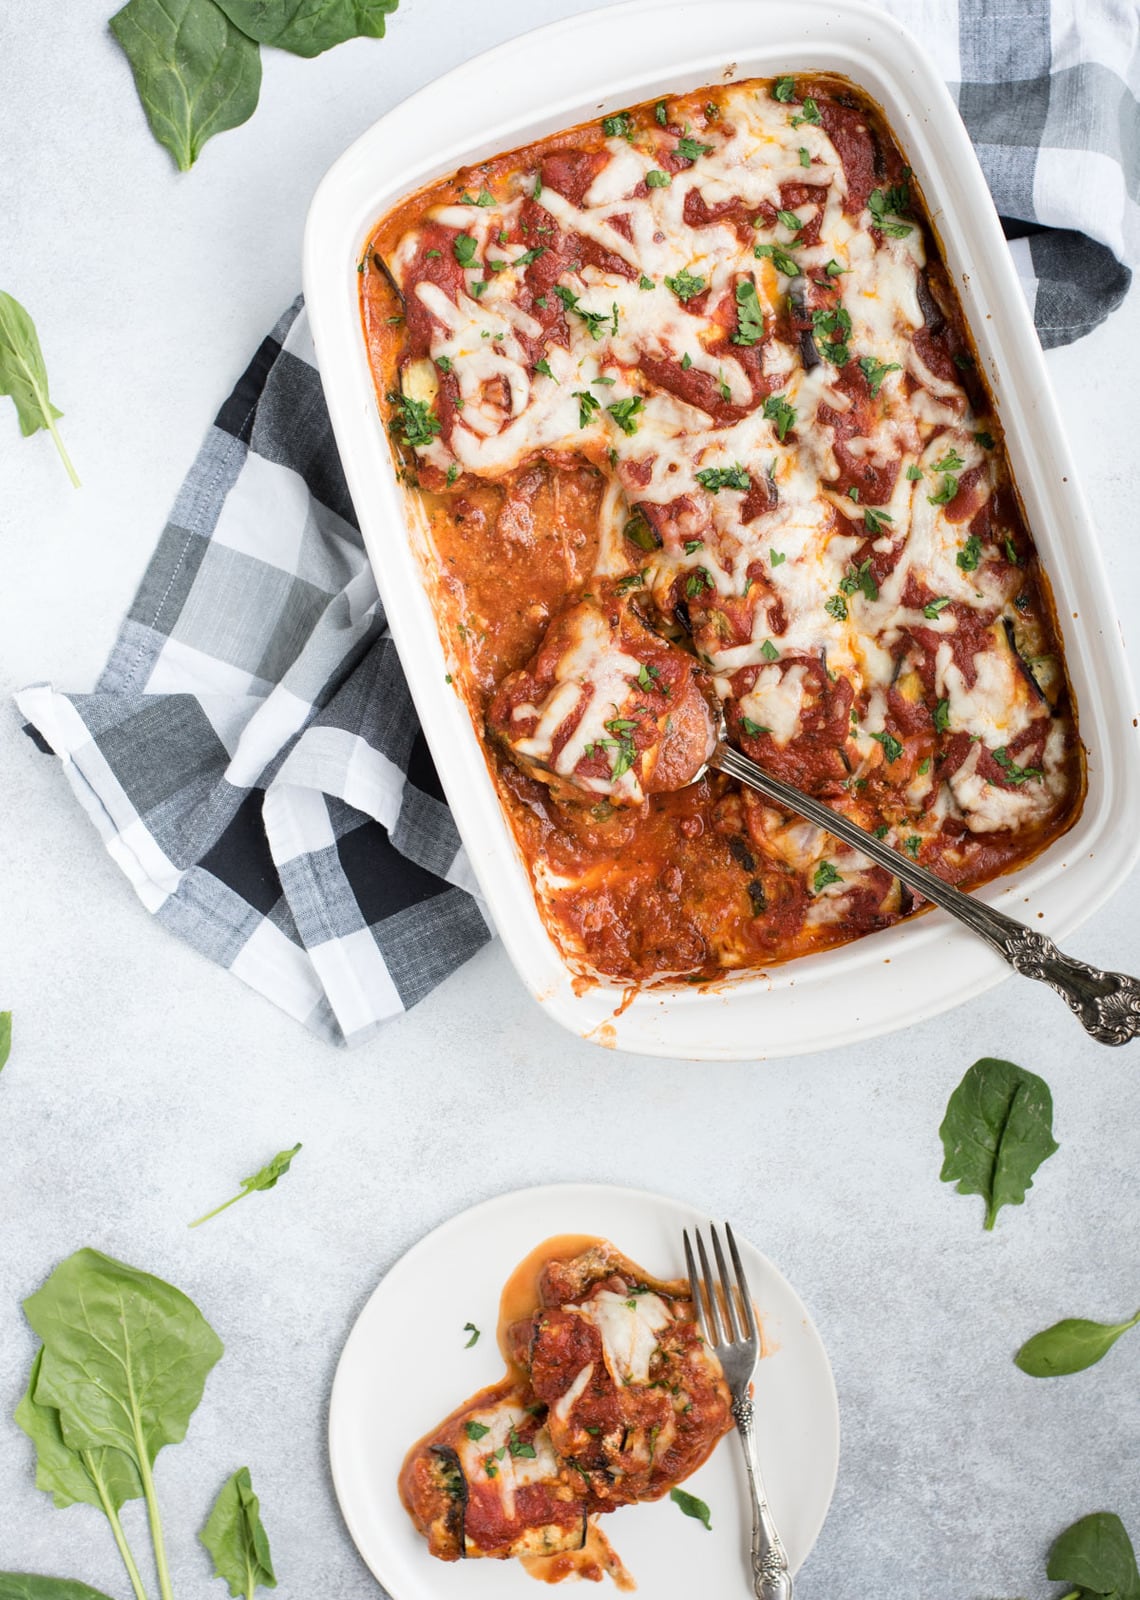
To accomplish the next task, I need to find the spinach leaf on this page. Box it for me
[201,1467,277,1596]
[215,0,399,57]
[669,1486,712,1529]
[14,1350,150,1600]
[15,1347,143,1512]
[0,295,79,486]
[189,1142,302,1227]
[1046,1512,1140,1598]
[938,1057,1058,1229]
[0,1011,9,1071]
[1016,1310,1140,1378]
[24,1249,223,1600]
[110,0,262,172]
[0,1579,118,1600]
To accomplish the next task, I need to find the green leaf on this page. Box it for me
[670,1486,712,1529]
[0,1011,10,1071]
[0,1578,118,1600]
[1015,1310,1140,1378]
[110,0,260,172]
[189,1143,302,1226]
[24,1248,223,1466]
[215,0,397,55]
[938,1058,1059,1230]
[0,294,79,486]
[201,1467,277,1597]
[15,1348,143,1512]
[1046,1512,1140,1599]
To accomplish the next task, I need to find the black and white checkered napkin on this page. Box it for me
[19,3,1139,1045]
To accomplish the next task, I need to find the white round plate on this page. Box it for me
[329,1183,839,1598]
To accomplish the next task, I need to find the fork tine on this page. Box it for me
[725,1221,757,1341]
[682,1229,709,1343]
[710,1224,741,1342]
[694,1228,724,1347]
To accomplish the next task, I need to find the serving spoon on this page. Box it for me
[700,731,1140,1046]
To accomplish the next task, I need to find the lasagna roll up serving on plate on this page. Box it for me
[360,73,1083,986]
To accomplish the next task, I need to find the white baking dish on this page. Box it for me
[303,0,1140,1060]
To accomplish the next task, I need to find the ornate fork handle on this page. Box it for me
[732,1395,792,1600]
[713,743,1140,1047]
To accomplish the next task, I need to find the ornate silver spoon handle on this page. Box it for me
[713,742,1140,1046]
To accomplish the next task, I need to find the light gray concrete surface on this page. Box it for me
[1,4,1138,1598]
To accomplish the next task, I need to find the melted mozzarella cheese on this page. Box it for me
[456,1402,561,1520]
[575,1290,673,1386]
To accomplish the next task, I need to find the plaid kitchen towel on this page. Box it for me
[17,0,1140,1047]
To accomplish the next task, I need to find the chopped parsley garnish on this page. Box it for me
[680,352,692,370]
[904,835,922,858]
[740,716,769,737]
[762,393,796,441]
[465,1420,490,1440]
[534,358,556,380]
[867,184,913,238]
[655,99,668,125]
[918,757,932,775]
[754,241,800,277]
[790,97,821,128]
[975,429,995,449]
[993,746,1043,784]
[932,448,965,473]
[731,279,764,346]
[776,208,802,232]
[684,538,704,553]
[635,662,663,693]
[770,549,786,567]
[391,393,441,449]
[646,169,671,188]
[686,567,715,598]
[863,505,893,535]
[824,593,848,622]
[825,259,846,277]
[813,860,843,892]
[425,248,441,260]
[695,464,750,493]
[839,558,878,601]
[665,267,707,302]
[869,729,903,763]
[760,639,779,662]
[1004,537,1020,565]
[873,824,890,839]
[798,145,811,167]
[463,1321,480,1346]
[811,304,852,365]
[928,473,960,507]
[435,355,452,374]
[933,698,951,732]
[483,1458,498,1479]
[717,369,731,402]
[573,390,600,428]
[552,283,618,340]
[446,462,459,486]
[676,136,713,162]
[616,568,647,593]
[773,76,796,102]
[859,355,902,397]
[602,111,634,140]
[458,188,495,207]
[956,533,982,571]
[923,595,951,619]
[513,246,546,267]
[607,396,645,435]
[906,464,924,480]
[453,233,478,267]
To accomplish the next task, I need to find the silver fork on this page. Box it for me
[684,1223,792,1600]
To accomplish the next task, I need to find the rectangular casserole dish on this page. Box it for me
[303,0,1140,1060]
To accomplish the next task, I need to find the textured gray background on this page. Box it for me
[1,3,1138,1598]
